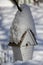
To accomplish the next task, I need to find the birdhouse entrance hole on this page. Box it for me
[26,43,28,46]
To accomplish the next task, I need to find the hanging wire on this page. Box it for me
[10,0,22,12]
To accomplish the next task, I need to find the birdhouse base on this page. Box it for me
[12,46,34,62]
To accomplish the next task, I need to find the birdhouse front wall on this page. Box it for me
[20,45,34,61]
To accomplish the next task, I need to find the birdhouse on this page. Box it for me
[8,4,38,62]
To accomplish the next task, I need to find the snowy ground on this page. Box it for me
[0,3,43,65]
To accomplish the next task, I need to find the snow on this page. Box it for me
[0,0,14,7]
[2,60,43,65]
[0,3,43,65]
